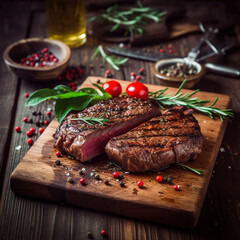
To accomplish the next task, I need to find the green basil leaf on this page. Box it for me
[52,91,89,100]
[55,95,93,123]
[25,88,58,106]
[78,88,99,95]
[54,85,74,94]
[89,93,111,106]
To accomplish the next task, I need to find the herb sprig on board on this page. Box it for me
[148,80,234,121]
[92,45,128,70]
[25,83,111,123]
[180,164,205,176]
[70,112,109,126]
[88,0,167,37]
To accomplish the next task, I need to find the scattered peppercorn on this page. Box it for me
[174,185,180,191]
[137,180,144,188]
[80,178,85,184]
[101,230,107,237]
[118,174,123,179]
[27,138,33,145]
[24,93,29,98]
[139,67,144,74]
[78,169,84,175]
[120,181,125,187]
[44,120,49,126]
[156,175,162,183]
[87,232,94,239]
[55,160,61,165]
[104,179,110,185]
[67,177,74,183]
[15,126,21,132]
[56,152,61,157]
[38,127,44,134]
[23,117,28,123]
[38,112,42,116]
[32,111,37,116]
[135,75,141,81]
[112,171,119,178]
[130,72,135,76]
[28,119,33,123]
[95,174,100,180]
[163,175,172,183]
[96,79,101,84]
[26,130,33,137]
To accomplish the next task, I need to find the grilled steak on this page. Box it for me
[105,107,203,172]
[54,96,161,162]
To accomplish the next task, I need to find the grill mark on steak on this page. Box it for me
[54,96,161,162]
[105,108,203,172]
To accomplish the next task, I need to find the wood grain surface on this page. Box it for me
[1,2,240,240]
[10,77,230,228]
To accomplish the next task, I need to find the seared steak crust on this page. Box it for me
[54,96,161,161]
[105,107,203,172]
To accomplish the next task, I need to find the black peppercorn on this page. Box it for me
[104,179,110,185]
[55,160,61,165]
[120,181,125,187]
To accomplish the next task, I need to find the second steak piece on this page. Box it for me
[54,96,161,162]
[105,107,204,172]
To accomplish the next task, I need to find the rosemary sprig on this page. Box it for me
[180,164,205,176]
[148,80,234,121]
[88,0,167,37]
[92,45,128,71]
[70,112,109,126]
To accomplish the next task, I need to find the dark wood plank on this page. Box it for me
[0,1,32,197]
[0,1,240,240]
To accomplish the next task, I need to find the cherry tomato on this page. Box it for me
[102,80,122,98]
[126,82,148,100]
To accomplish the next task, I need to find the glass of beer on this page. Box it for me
[46,0,86,48]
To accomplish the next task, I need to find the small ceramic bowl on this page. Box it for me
[151,58,205,88]
[3,38,71,81]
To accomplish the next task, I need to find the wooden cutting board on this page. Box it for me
[10,77,230,228]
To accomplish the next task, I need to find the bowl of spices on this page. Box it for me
[152,58,205,88]
[3,38,71,81]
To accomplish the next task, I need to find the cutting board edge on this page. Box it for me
[10,173,197,229]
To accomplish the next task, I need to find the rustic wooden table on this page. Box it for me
[0,1,240,240]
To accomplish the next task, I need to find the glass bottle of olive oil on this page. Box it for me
[46,0,86,48]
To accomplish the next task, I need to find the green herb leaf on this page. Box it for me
[88,1,167,37]
[55,95,92,123]
[148,79,234,121]
[180,164,205,176]
[70,112,110,126]
[25,88,58,106]
[53,85,74,94]
[25,83,112,123]
[92,45,128,71]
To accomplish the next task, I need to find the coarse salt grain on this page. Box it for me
[220,147,225,152]
[203,120,206,123]
[66,172,70,176]
[15,145,22,151]
[90,172,95,176]
[125,172,130,174]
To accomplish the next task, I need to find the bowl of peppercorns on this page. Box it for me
[152,58,205,88]
[3,38,71,81]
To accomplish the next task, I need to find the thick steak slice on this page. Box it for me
[54,96,161,162]
[105,107,203,172]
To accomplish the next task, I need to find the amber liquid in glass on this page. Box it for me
[46,0,86,48]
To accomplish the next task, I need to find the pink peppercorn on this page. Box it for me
[15,126,21,132]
